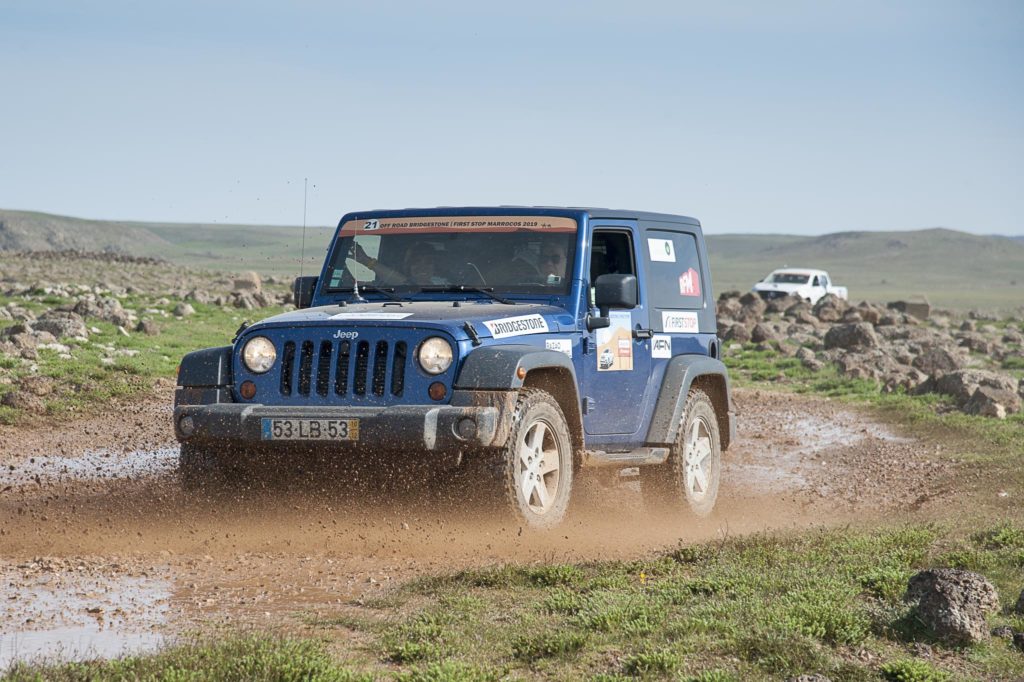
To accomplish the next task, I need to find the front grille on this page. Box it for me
[278,336,408,400]
[757,290,787,300]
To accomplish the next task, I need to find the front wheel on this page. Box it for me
[640,388,722,517]
[499,389,574,529]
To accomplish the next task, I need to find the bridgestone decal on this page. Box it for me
[482,314,550,339]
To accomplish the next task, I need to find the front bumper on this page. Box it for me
[173,392,515,452]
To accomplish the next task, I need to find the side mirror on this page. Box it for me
[588,273,637,331]
[293,276,318,309]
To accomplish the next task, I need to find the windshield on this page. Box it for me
[324,216,578,295]
[770,273,810,284]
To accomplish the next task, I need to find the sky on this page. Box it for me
[1,1,1022,235]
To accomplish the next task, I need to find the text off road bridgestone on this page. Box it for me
[499,388,574,529]
[640,388,722,517]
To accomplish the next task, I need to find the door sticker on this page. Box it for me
[678,268,701,297]
[651,334,672,358]
[662,311,699,333]
[596,311,633,371]
[483,314,550,339]
[545,338,572,358]
[648,238,676,263]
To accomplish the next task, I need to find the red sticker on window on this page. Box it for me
[679,268,701,297]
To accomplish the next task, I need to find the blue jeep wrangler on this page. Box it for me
[173,207,735,528]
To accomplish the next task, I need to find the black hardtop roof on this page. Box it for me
[341,206,701,228]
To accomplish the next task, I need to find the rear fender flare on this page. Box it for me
[647,355,734,449]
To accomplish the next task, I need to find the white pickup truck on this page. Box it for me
[752,268,848,305]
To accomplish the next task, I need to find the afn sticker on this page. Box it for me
[648,238,676,263]
[330,312,413,320]
[545,338,572,358]
[483,314,550,339]
[662,311,699,334]
[679,268,701,297]
[651,334,673,359]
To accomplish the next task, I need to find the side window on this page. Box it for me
[820,275,829,288]
[589,230,637,303]
[812,276,820,287]
[643,230,703,311]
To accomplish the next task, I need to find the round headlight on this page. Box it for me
[242,336,277,373]
[418,337,453,375]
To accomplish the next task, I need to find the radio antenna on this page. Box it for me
[299,177,308,277]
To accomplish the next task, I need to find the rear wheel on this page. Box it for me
[499,389,574,529]
[640,388,721,517]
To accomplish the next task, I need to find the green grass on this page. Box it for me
[0,291,283,424]
[12,525,1024,680]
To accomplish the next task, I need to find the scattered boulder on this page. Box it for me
[135,319,160,336]
[19,375,54,397]
[0,390,46,412]
[991,625,1015,640]
[1015,632,1024,653]
[824,322,879,350]
[813,294,848,322]
[929,369,1018,407]
[911,347,965,376]
[233,271,262,293]
[963,386,1020,419]
[737,292,767,319]
[722,323,752,343]
[173,302,196,317]
[904,568,1000,645]
[751,323,778,344]
[889,300,932,320]
[1016,589,1024,615]
[32,311,88,339]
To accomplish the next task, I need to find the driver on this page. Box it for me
[538,242,568,281]
[351,241,448,286]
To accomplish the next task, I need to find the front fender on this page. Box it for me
[646,355,735,448]
[454,344,577,390]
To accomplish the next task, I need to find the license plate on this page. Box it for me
[260,418,359,441]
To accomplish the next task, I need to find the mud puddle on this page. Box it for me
[3,447,178,490]
[0,559,171,669]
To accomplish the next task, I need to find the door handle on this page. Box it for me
[632,328,653,340]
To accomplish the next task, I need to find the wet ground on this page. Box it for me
[0,387,956,669]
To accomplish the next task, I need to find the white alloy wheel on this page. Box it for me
[683,416,714,503]
[501,389,574,528]
[516,419,561,515]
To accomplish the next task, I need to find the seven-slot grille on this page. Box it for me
[279,338,408,399]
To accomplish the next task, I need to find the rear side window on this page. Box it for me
[643,230,703,311]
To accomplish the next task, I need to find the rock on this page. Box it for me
[960,319,976,332]
[787,676,831,682]
[813,294,848,322]
[889,300,932,320]
[19,376,54,397]
[722,323,752,344]
[824,323,879,350]
[904,568,1000,644]
[1015,589,1024,615]
[964,386,1020,418]
[931,369,1018,407]
[751,323,778,343]
[911,347,966,376]
[991,625,1015,639]
[33,311,88,339]
[185,289,211,304]
[135,320,160,336]
[738,292,767,319]
[234,293,257,310]
[253,291,274,308]
[766,293,803,314]
[0,390,45,412]
[173,302,196,317]
[233,271,262,293]
[1015,632,1024,653]
[716,298,742,319]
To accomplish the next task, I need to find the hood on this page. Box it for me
[245,300,576,341]
[752,282,808,293]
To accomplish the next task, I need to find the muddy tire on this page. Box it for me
[498,388,574,529]
[640,388,721,517]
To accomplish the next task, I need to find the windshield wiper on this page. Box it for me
[420,285,516,305]
[333,286,408,303]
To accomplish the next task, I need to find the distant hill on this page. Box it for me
[0,209,333,274]
[2,210,1021,310]
[706,228,1024,311]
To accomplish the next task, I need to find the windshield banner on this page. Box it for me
[340,216,577,236]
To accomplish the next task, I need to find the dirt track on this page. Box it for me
[0,387,960,666]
